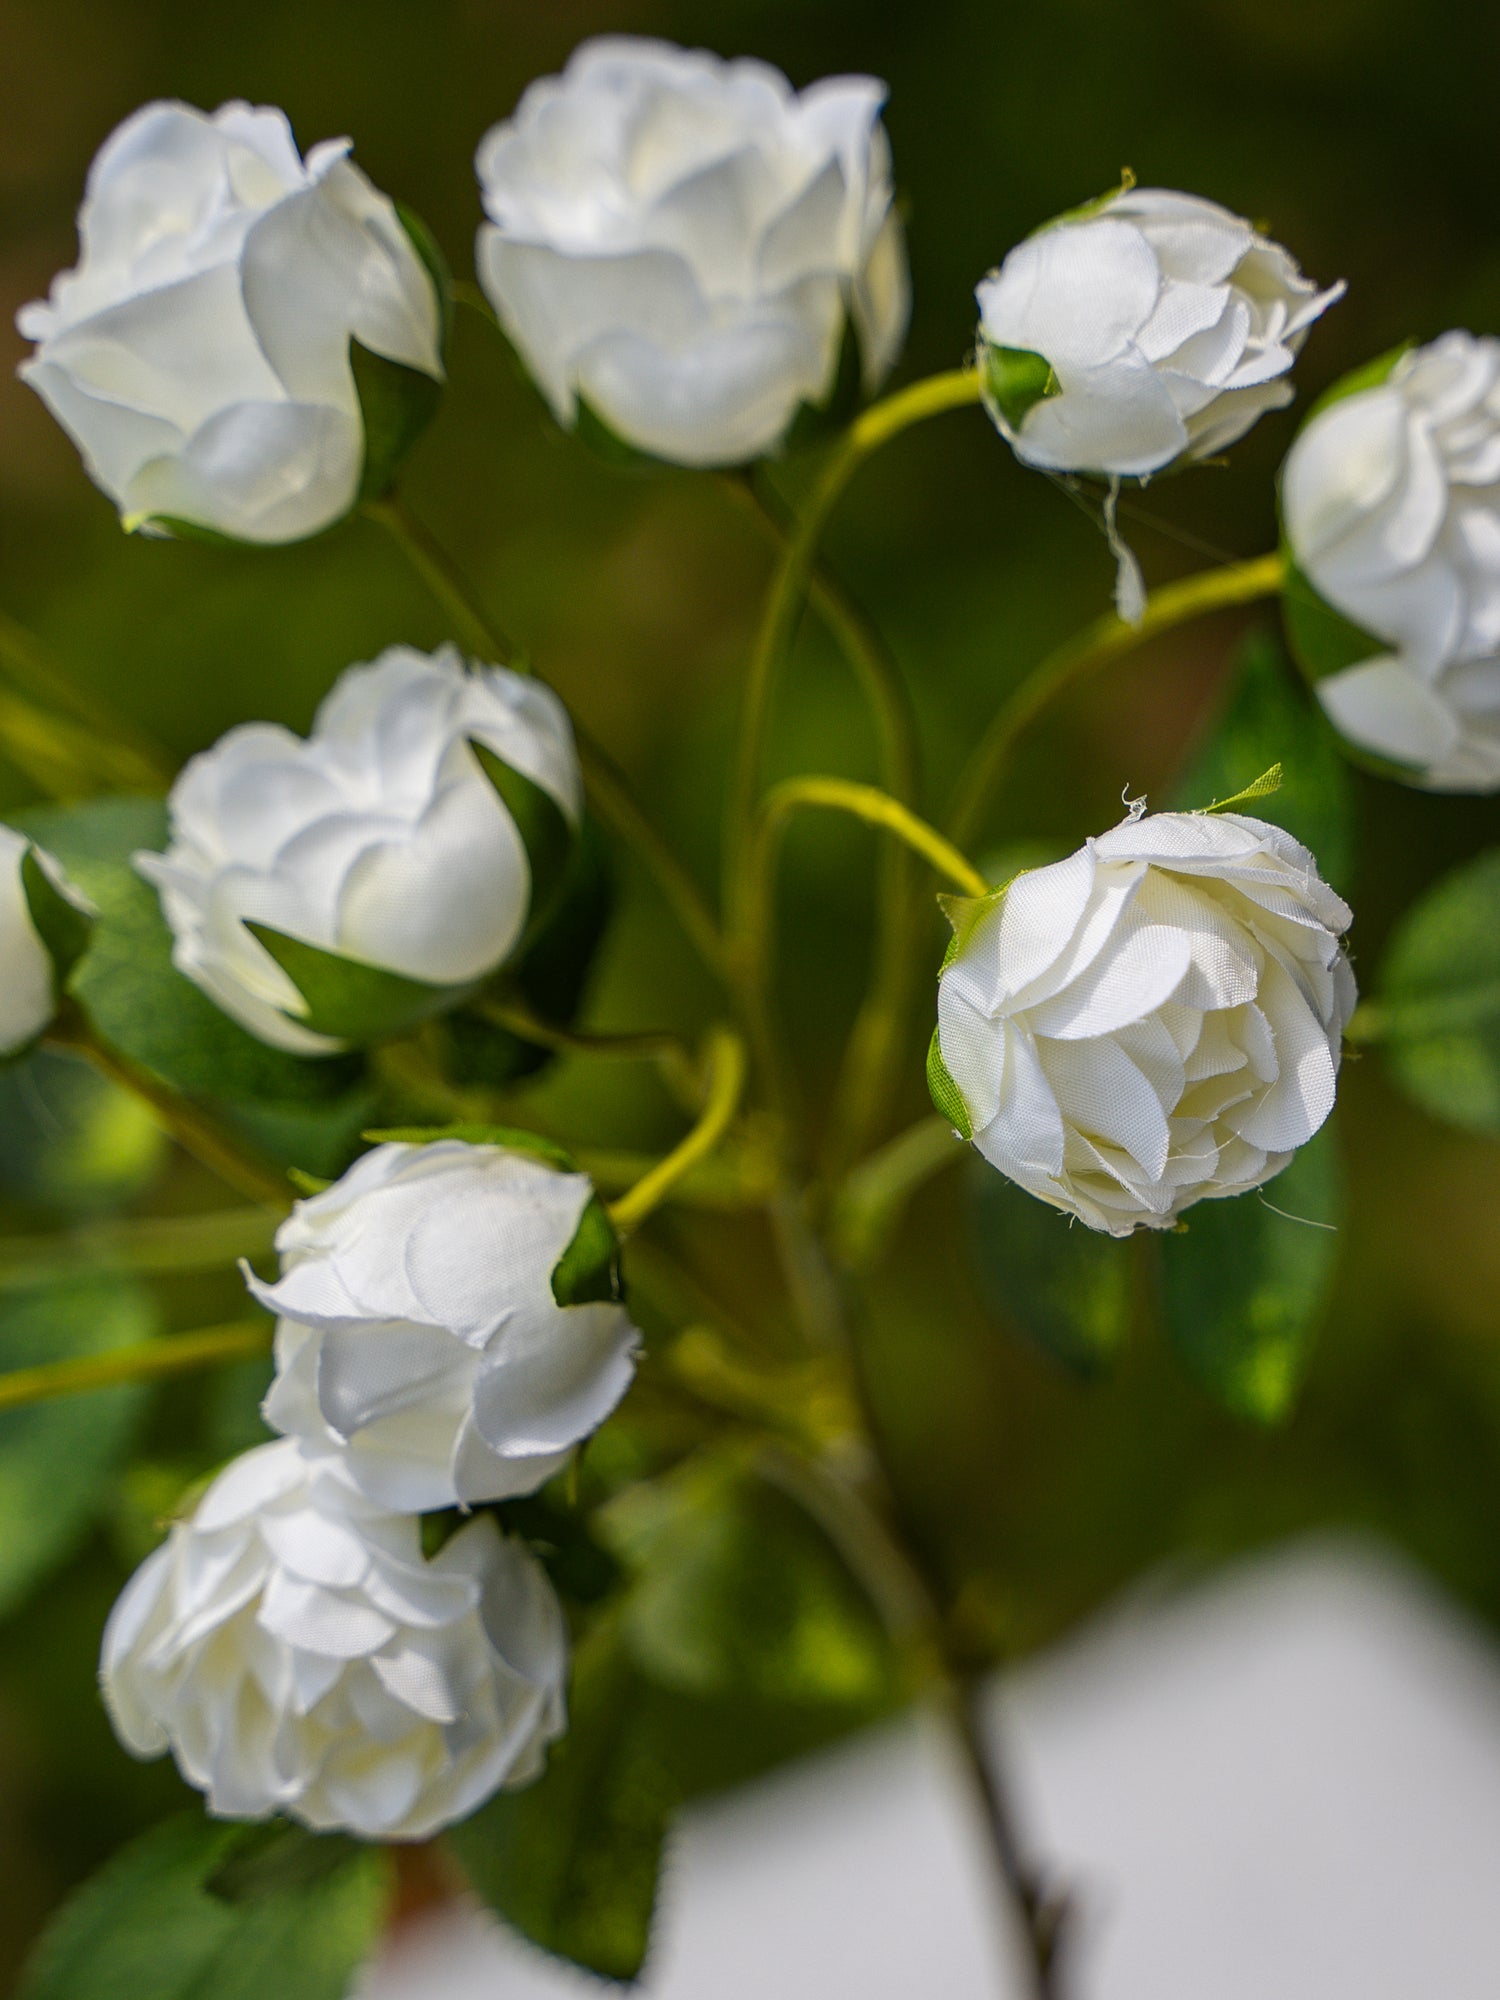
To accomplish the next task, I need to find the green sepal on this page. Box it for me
[982,344,1059,434]
[1037,170,1137,233]
[362,1121,580,1173]
[20,846,94,989]
[1201,762,1283,813]
[245,924,472,1046]
[552,1194,623,1307]
[1279,555,1384,685]
[926,1027,973,1140]
[469,741,575,937]
[126,515,246,548]
[352,339,443,505]
[1301,340,1413,423]
[395,201,453,352]
[781,315,865,456]
[572,394,667,473]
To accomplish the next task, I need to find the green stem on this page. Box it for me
[0,1318,273,1414]
[368,493,729,986]
[723,472,925,1174]
[607,1029,748,1235]
[472,995,694,1068]
[832,1113,964,1269]
[0,1207,282,1294]
[946,551,1286,850]
[723,367,983,936]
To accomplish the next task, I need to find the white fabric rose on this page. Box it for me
[136,645,581,1054]
[977,187,1341,478]
[17,100,442,544]
[1282,332,1500,791]
[100,1438,567,1839]
[251,1140,640,1511]
[0,826,91,1057]
[474,35,909,467]
[935,809,1355,1236]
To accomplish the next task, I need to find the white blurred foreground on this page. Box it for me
[359,1539,1500,1998]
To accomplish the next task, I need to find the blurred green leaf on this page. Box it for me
[982,345,1058,432]
[551,1195,622,1307]
[0,1276,160,1617]
[20,847,94,988]
[14,798,359,1108]
[969,1158,1134,1373]
[1158,1125,1344,1421]
[1374,845,1500,1136]
[601,1454,895,1708]
[447,1622,673,1987]
[0,1048,164,1216]
[1173,630,1357,890]
[18,1812,388,2000]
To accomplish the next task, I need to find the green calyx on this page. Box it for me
[246,926,472,1046]
[982,344,1059,436]
[469,742,576,942]
[926,1028,973,1141]
[20,846,95,995]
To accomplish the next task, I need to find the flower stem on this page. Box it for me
[0,1206,282,1294]
[608,1028,748,1234]
[367,492,729,986]
[0,611,172,790]
[723,367,982,938]
[946,550,1286,849]
[831,1113,965,1268]
[0,1317,273,1415]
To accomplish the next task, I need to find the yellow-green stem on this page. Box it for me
[608,1029,748,1235]
[0,1318,273,1415]
[946,551,1286,849]
[723,367,983,936]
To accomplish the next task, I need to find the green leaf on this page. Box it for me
[20,846,94,986]
[551,1195,622,1307]
[968,1158,1134,1374]
[1158,1125,1344,1421]
[0,1276,160,1618]
[1172,631,1358,891]
[244,924,471,1045]
[926,1028,973,1140]
[447,1622,674,1986]
[982,344,1059,433]
[13,798,359,1108]
[18,1813,388,2000]
[205,1825,363,1905]
[601,1455,895,1708]
[470,741,575,934]
[1374,845,1500,1136]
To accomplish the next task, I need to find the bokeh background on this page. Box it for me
[1,0,1499,1984]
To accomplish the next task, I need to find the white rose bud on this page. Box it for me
[1281,332,1500,792]
[0,825,94,1058]
[136,645,582,1053]
[17,100,443,544]
[933,809,1355,1236]
[976,187,1342,479]
[100,1439,567,1839]
[251,1139,640,1511]
[474,35,910,467]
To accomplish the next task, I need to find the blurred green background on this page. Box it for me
[1,0,1500,1983]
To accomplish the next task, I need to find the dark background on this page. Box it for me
[1,0,1499,1981]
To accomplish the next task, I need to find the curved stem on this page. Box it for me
[472,995,694,1068]
[608,1029,748,1235]
[832,1113,964,1269]
[0,611,172,790]
[0,1317,273,1414]
[947,551,1285,849]
[367,492,729,986]
[723,368,982,934]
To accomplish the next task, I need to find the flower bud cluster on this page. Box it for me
[101,1136,641,1838]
